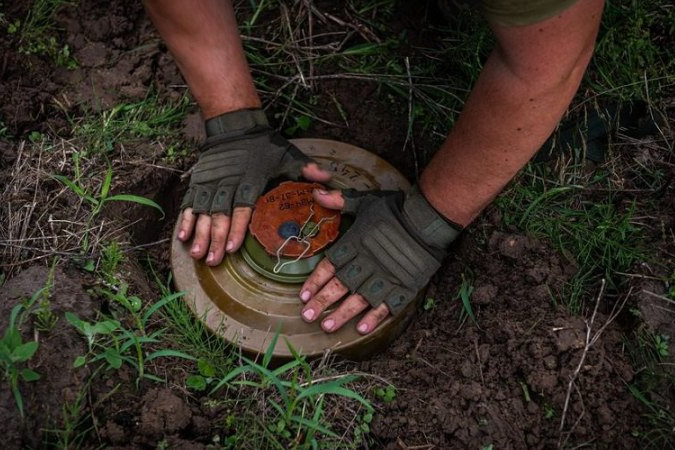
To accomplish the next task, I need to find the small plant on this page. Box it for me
[0,298,42,416]
[654,334,669,359]
[456,273,477,325]
[67,289,195,385]
[667,269,675,300]
[0,118,11,139]
[53,164,164,220]
[353,410,374,444]
[423,296,436,311]
[544,403,555,420]
[31,259,59,332]
[66,284,196,383]
[374,384,396,403]
[209,332,374,448]
[186,358,217,392]
[42,383,92,448]
[99,241,124,287]
[283,115,312,136]
[150,268,235,374]
[10,0,79,69]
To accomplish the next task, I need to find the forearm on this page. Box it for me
[143,0,260,118]
[420,44,592,225]
[420,0,603,226]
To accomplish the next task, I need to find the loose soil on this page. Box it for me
[1,1,674,449]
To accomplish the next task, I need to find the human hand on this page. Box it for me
[177,109,331,265]
[299,185,462,334]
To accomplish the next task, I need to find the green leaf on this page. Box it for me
[262,329,281,369]
[104,194,164,218]
[141,291,185,323]
[210,365,254,394]
[12,341,39,362]
[341,42,381,56]
[146,349,197,362]
[290,415,338,438]
[296,115,312,131]
[73,356,87,368]
[51,174,98,206]
[143,373,165,383]
[20,368,40,382]
[297,378,372,411]
[91,320,120,335]
[13,386,25,417]
[103,348,122,369]
[82,260,96,272]
[187,375,207,391]
[100,165,113,200]
[198,358,216,378]
[65,312,85,331]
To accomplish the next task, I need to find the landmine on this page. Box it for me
[171,139,420,359]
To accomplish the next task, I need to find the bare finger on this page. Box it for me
[355,303,390,335]
[225,206,252,253]
[190,214,212,259]
[206,213,231,266]
[312,189,345,210]
[302,162,332,183]
[299,258,336,302]
[321,293,369,333]
[301,276,348,323]
[177,208,197,241]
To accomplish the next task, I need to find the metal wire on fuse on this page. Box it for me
[272,204,337,274]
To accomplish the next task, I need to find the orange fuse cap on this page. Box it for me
[249,181,341,258]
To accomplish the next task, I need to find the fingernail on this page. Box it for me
[191,244,200,254]
[226,241,234,252]
[358,323,369,334]
[178,230,186,240]
[300,290,311,301]
[323,319,335,331]
[206,252,214,264]
[316,189,328,195]
[303,309,315,321]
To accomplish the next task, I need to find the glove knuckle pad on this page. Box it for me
[325,193,444,315]
[326,241,357,267]
[334,256,372,292]
[192,185,214,214]
[384,287,415,315]
[180,187,195,210]
[210,186,234,215]
[356,276,393,308]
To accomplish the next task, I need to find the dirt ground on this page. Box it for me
[1,1,674,449]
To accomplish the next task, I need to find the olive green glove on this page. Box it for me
[181,108,315,215]
[325,185,462,314]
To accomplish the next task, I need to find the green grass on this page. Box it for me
[207,332,374,449]
[149,267,375,449]
[237,0,488,156]
[6,0,78,68]
[588,0,675,101]
[71,92,190,156]
[626,327,675,449]
[496,163,647,311]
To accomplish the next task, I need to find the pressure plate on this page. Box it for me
[171,139,417,360]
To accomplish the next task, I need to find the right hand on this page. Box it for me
[177,108,331,266]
